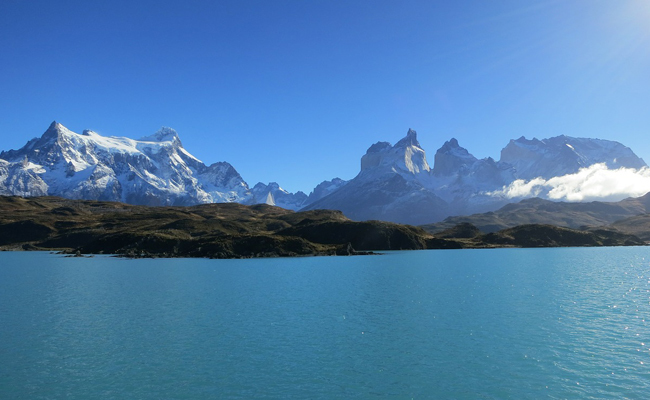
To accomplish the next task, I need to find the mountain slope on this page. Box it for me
[421,193,650,234]
[250,182,308,210]
[0,122,253,206]
[304,129,646,225]
[0,196,450,257]
[501,135,646,180]
[0,196,641,257]
[303,129,450,225]
[2,123,647,225]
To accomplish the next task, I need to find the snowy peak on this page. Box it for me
[365,141,392,154]
[360,129,430,174]
[305,177,348,204]
[0,122,251,206]
[432,138,478,177]
[438,138,463,152]
[36,121,73,145]
[394,128,420,148]
[500,135,646,180]
[253,181,286,195]
[139,127,182,146]
[251,181,307,210]
[44,120,66,136]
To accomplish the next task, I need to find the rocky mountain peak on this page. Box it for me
[140,127,182,146]
[42,121,67,140]
[47,120,62,130]
[432,138,477,176]
[394,128,420,148]
[360,129,430,173]
[251,181,307,210]
[253,182,282,192]
[438,138,462,151]
[365,141,392,154]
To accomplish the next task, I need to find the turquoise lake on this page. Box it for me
[1,248,649,399]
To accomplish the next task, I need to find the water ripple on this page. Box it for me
[1,248,649,398]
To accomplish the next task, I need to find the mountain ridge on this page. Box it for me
[302,129,646,224]
[421,192,650,235]
[1,122,647,225]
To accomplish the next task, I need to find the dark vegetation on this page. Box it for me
[0,196,644,259]
[0,196,438,258]
[478,225,644,247]
[421,194,650,235]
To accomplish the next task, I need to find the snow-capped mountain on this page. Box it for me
[248,179,349,210]
[0,122,353,211]
[302,129,647,224]
[303,129,450,225]
[250,182,308,210]
[1,122,647,225]
[305,178,348,204]
[0,122,252,205]
[500,135,645,180]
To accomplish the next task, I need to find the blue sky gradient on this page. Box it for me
[1,0,649,193]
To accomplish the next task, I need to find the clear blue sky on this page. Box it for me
[1,0,649,193]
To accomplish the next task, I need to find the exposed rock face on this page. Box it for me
[432,138,477,177]
[360,129,430,174]
[304,130,515,224]
[304,129,449,225]
[250,182,308,210]
[305,178,347,204]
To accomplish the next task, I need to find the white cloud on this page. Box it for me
[487,163,650,202]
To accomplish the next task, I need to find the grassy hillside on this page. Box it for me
[0,196,643,258]
[422,194,650,234]
[0,196,442,258]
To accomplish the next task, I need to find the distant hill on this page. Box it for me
[479,224,644,248]
[608,214,650,241]
[431,223,644,248]
[421,193,650,234]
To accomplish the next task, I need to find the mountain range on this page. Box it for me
[303,129,646,224]
[0,122,322,209]
[0,122,646,225]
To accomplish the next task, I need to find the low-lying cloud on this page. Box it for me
[487,163,650,202]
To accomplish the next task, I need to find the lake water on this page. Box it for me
[1,248,649,399]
